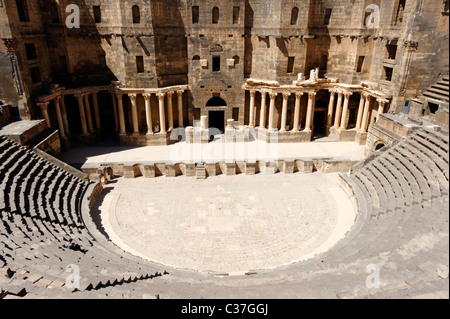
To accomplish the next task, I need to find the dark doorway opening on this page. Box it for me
[375,143,386,151]
[313,111,327,138]
[212,56,221,72]
[209,111,225,134]
[429,102,439,114]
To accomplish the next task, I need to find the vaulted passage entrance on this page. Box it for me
[206,97,227,134]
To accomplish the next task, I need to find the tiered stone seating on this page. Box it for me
[1,126,448,298]
[329,127,449,297]
[420,75,449,105]
[0,136,165,298]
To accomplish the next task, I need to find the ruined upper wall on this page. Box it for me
[0,0,448,117]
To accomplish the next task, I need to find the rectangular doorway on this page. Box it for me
[209,111,225,134]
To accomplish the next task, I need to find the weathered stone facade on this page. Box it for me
[0,0,448,145]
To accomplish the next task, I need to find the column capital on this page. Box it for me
[343,91,353,99]
[156,93,166,100]
[167,91,174,97]
[176,90,184,96]
[329,89,337,96]
[377,98,389,105]
[74,93,85,99]
[403,40,418,52]
[308,91,317,98]
[249,90,256,97]
[115,92,123,98]
[37,101,50,109]
[282,92,291,99]
[128,93,137,102]
[143,93,152,100]
[295,92,304,98]
[54,96,61,102]
[269,92,278,99]
[361,92,370,99]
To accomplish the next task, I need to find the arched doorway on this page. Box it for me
[374,142,386,152]
[206,97,227,134]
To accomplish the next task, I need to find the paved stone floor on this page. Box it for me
[95,172,356,275]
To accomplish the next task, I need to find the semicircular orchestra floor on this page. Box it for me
[95,173,357,275]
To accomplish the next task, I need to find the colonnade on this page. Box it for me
[246,87,390,134]
[112,90,185,135]
[37,87,187,139]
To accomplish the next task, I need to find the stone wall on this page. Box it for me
[0,0,448,128]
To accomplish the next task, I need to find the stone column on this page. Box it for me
[111,93,119,132]
[360,95,372,133]
[54,97,66,139]
[377,99,388,122]
[92,92,101,130]
[268,92,277,130]
[327,90,336,127]
[143,94,153,134]
[75,94,89,136]
[333,91,344,128]
[157,93,166,134]
[128,94,139,135]
[249,90,256,127]
[280,92,290,132]
[84,94,94,133]
[38,102,51,128]
[177,90,184,128]
[259,91,267,128]
[293,92,303,131]
[304,92,316,132]
[355,93,366,131]
[339,92,353,130]
[116,93,126,135]
[60,95,70,136]
[167,92,174,131]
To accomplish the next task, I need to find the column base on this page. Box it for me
[329,126,358,142]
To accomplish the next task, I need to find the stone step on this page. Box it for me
[401,141,448,189]
[425,87,449,97]
[422,91,449,102]
[389,150,432,203]
[383,153,423,204]
[368,162,404,211]
[376,158,413,208]
[421,127,450,146]
[411,134,449,163]
[360,167,390,216]
[405,139,449,182]
[6,156,40,213]
[195,164,207,179]
[354,172,380,218]
[431,84,449,92]
[396,146,441,198]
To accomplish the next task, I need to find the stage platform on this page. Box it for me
[63,136,367,177]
